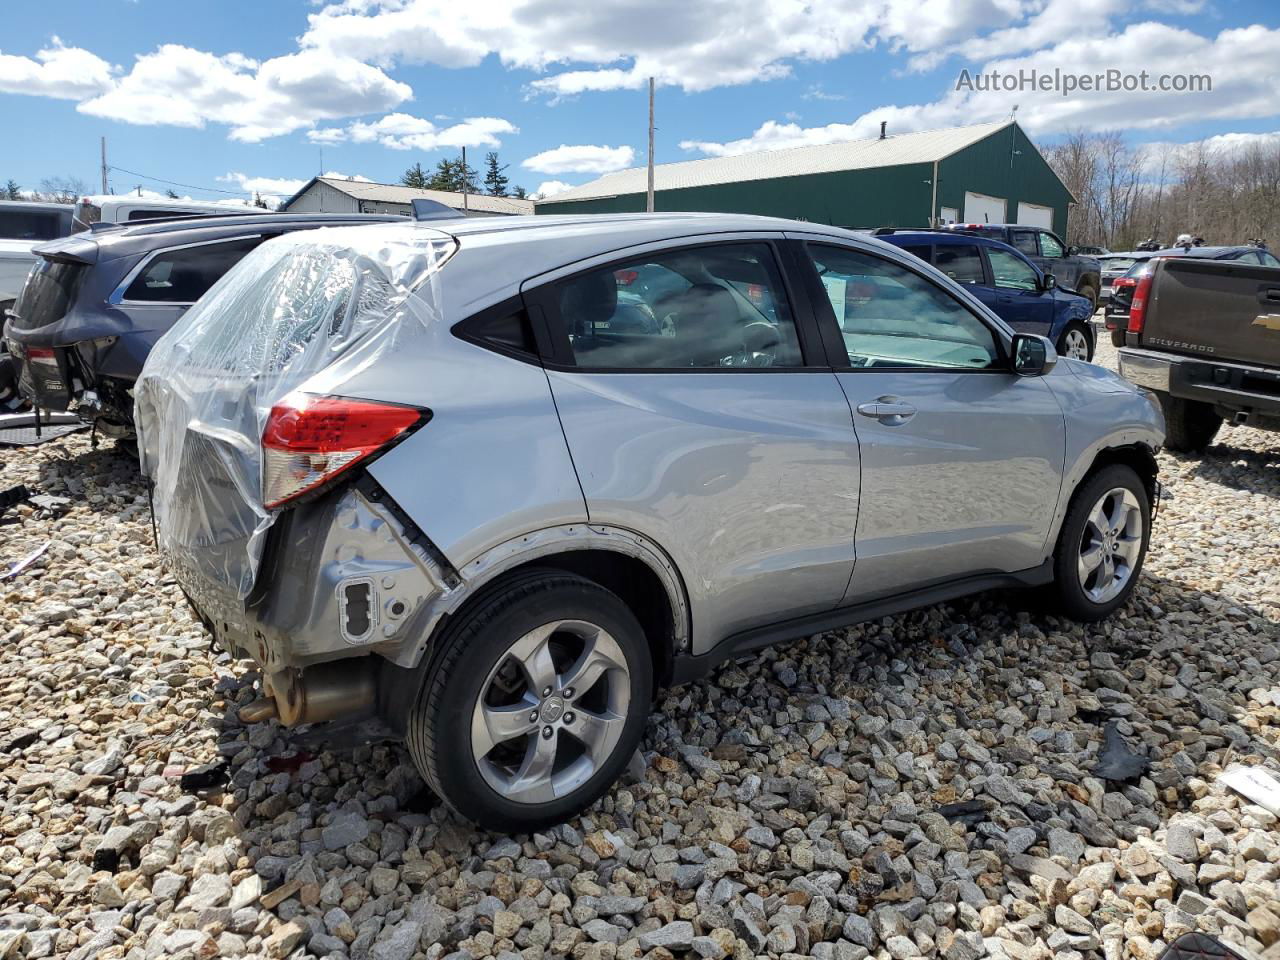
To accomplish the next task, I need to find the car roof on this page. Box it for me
[1151,245,1257,258]
[876,230,1005,246]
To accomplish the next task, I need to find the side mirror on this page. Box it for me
[1011,333,1058,377]
[1066,245,1078,256]
[1041,272,1057,291]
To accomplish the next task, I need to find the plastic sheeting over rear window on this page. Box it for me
[134,225,456,614]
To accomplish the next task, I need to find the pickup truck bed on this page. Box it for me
[1117,256,1280,453]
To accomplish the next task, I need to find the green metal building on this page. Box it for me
[536,121,1076,236]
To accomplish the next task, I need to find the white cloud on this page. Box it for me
[298,0,1006,97]
[522,144,636,175]
[0,39,115,99]
[532,180,575,199]
[77,45,411,142]
[308,113,516,150]
[218,172,310,196]
[683,22,1280,157]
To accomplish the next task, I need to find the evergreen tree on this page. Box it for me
[253,192,269,209]
[4,179,20,200]
[426,157,480,193]
[483,152,509,196]
[165,189,180,199]
[400,163,429,189]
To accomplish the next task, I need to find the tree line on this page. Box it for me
[399,151,528,199]
[1042,131,1280,250]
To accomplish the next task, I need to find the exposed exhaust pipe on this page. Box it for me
[238,659,378,727]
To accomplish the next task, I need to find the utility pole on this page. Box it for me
[462,146,469,214]
[646,77,655,213]
[100,136,108,194]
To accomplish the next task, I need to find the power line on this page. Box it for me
[106,164,251,197]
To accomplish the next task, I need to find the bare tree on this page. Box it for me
[33,176,89,204]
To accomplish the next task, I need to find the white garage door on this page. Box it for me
[939,206,959,225]
[963,192,1006,225]
[1016,202,1054,229]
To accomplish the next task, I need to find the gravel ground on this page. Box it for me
[1,342,1278,960]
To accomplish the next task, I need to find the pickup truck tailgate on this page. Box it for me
[1144,257,1280,367]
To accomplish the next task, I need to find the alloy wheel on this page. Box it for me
[1063,328,1090,360]
[470,619,630,804]
[1077,487,1143,603]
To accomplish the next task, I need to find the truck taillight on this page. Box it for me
[1126,273,1155,335]
[27,347,58,367]
[261,393,429,508]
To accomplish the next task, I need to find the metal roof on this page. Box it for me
[295,177,535,216]
[539,121,1014,205]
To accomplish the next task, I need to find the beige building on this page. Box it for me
[282,176,534,218]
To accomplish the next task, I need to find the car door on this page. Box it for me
[934,241,999,314]
[791,238,1065,602]
[984,246,1053,335]
[1035,230,1080,288]
[525,237,860,648]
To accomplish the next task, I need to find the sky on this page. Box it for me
[2,0,1278,206]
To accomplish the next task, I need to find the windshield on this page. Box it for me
[0,210,64,242]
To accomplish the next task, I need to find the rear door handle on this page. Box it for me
[856,396,917,425]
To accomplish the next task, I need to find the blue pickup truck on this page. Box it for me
[876,229,1097,361]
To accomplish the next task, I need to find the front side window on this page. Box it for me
[935,244,985,285]
[123,237,262,303]
[808,244,1000,370]
[987,248,1040,292]
[1259,250,1280,267]
[900,245,932,264]
[1039,232,1065,258]
[1010,230,1038,256]
[556,243,802,369]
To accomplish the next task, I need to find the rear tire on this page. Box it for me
[1076,284,1098,312]
[1110,329,1124,348]
[1157,393,1221,453]
[406,570,652,832]
[1049,464,1150,622]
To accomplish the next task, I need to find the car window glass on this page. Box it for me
[0,210,62,241]
[1010,231,1039,256]
[1039,232,1065,257]
[934,244,984,285]
[124,237,262,303]
[557,243,802,369]
[1259,251,1280,267]
[900,245,932,263]
[987,249,1040,291]
[807,243,999,371]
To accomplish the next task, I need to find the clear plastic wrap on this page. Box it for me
[135,225,456,616]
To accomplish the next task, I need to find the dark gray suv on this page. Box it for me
[3,212,401,439]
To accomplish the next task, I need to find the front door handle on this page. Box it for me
[856,396,917,425]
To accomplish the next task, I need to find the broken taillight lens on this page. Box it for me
[261,393,428,508]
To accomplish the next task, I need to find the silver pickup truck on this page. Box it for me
[1117,255,1280,452]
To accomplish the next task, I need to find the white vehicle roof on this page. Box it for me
[79,195,271,219]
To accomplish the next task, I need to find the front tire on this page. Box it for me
[1157,393,1221,454]
[406,570,652,832]
[1057,322,1093,362]
[1049,464,1150,621]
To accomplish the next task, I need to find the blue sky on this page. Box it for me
[2,0,1277,205]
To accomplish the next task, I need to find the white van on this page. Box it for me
[73,195,272,230]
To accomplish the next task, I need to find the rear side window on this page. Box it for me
[457,307,537,356]
[1010,230,1038,256]
[1259,250,1280,267]
[935,244,984,285]
[555,242,803,370]
[0,210,62,242]
[900,245,932,263]
[123,237,262,303]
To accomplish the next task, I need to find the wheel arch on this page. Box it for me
[401,524,690,693]
[1046,439,1159,559]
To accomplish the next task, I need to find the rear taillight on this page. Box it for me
[27,347,57,367]
[1126,272,1155,334]
[261,393,428,508]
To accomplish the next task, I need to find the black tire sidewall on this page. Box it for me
[410,575,652,831]
[1053,465,1150,621]
[1058,321,1093,362]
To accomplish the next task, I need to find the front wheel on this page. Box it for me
[1049,464,1150,621]
[1057,322,1093,362]
[406,570,652,831]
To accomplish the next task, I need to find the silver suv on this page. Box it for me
[136,214,1165,830]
